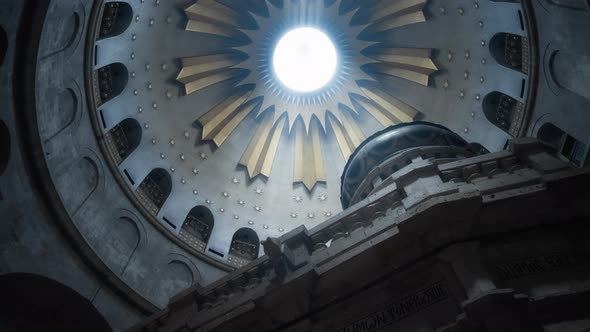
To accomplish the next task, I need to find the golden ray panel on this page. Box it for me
[177,53,246,95]
[329,107,366,161]
[178,0,437,191]
[294,118,326,191]
[239,112,286,179]
[185,0,242,26]
[353,86,420,127]
[185,20,239,38]
[360,0,427,33]
[366,0,427,22]
[365,48,438,86]
[199,88,257,146]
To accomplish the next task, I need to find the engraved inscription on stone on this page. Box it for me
[334,281,450,332]
[493,251,590,280]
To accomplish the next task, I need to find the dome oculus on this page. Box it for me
[272,27,338,93]
[176,0,438,190]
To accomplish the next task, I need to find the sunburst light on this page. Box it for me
[177,0,437,191]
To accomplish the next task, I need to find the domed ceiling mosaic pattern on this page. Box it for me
[90,0,531,263]
[178,0,437,191]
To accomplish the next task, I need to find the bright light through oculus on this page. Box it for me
[272,27,338,93]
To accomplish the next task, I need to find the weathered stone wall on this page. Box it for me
[0,1,229,330]
[134,140,590,332]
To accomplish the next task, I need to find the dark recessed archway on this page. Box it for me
[98,2,133,40]
[228,228,260,268]
[136,168,172,215]
[0,273,112,332]
[538,123,565,150]
[537,123,588,166]
[489,32,528,73]
[96,63,128,106]
[179,206,215,252]
[482,91,524,136]
[106,118,142,164]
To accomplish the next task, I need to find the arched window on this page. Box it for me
[105,118,141,164]
[94,63,128,106]
[482,92,524,136]
[136,168,172,215]
[98,2,132,40]
[228,228,260,268]
[538,123,588,166]
[179,206,214,252]
[490,33,529,74]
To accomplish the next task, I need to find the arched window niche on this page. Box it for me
[136,168,172,216]
[228,228,260,268]
[94,63,128,106]
[105,118,141,165]
[482,91,524,136]
[98,2,133,40]
[179,206,214,252]
[489,32,529,74]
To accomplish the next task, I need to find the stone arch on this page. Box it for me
[136,168,172,216]
[54,156,100,216]
[95,63,128,106]
[228,228,260,268]
[98,2,133,40]
[105,118,142,165]
[39,4,81,59]
[489,32,528,73]
[179,206,214,252]
[482,91,524,136]
[40,87,78,143]
[550,50,590,101]
[102,216,141,275]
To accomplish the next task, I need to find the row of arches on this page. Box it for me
[133,168,260,265]
[94,2,134,106]
[178,208,260,266]
[102,117,261,265]
[178,206,260,266]
[482,31,529,136]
